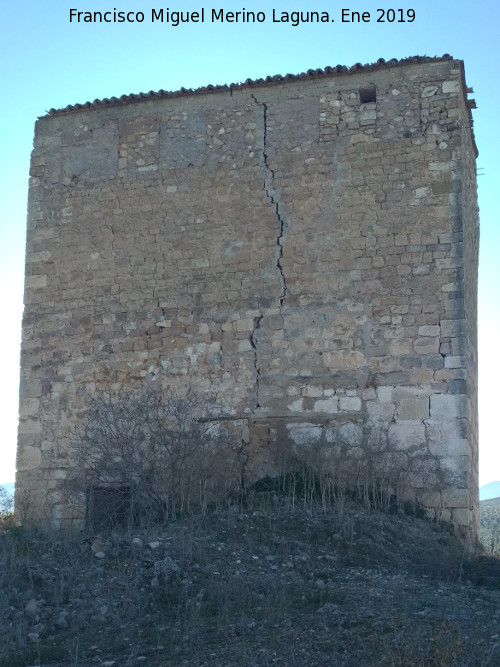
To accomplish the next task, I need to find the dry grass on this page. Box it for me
[4,390,499,665]
[1,488,500,666]
[480,497,500,555]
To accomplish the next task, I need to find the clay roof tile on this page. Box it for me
[43,55,466,122]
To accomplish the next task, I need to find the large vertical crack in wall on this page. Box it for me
[249,315,263,408]
[252,95,290,308]
[249,94,293,413]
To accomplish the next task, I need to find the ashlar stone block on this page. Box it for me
[388,422,425,451]
[17,446,42,471]
[430,394,467,420]
[313,398,338,414]
[398,398,429,421]
[286,423,322,445]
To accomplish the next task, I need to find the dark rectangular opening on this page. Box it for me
[87,484,131,531]
[359,87,376,104]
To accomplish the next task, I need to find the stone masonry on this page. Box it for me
[17,56,479,540]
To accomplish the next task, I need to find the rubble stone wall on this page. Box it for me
[17,58,479,540]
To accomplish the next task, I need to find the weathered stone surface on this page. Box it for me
[17,446,42,471]
[20,380,42,398]
[441,488,469,508]
[452,508,470,526]
[430,394,467,420]
[398,398,429,421]
[287,423,322,445]
[441,319,465,337]
[339,397,362,412]
[313,398,338,414]
[419,491,442,507]
[413,337,440,355]
[16,57,479,542]
[388,422,426,451]
[426,417,468,460]
[25,599,38,620]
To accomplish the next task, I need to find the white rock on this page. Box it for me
[287,398,304,412]
[339,397,361,412]
[442,80,459,94]
[422,85,438,97]
[56,611,69,628]
[313,398,338,414]
[287,423,322,445]
[388,422,425,450]
[430,394,466,420]
[25,599,38,619]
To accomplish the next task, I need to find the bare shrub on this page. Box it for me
[268,423,438,518]
[64,389,240,529]
[0,487,13,514]
[480,499,500,556]
[0,487,15,534]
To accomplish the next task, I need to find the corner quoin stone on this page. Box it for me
[16,56,479,544]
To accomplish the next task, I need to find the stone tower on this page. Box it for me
[17,56,479,539]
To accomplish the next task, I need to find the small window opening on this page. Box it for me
[359,87,376,104]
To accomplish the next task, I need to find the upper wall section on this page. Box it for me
[33,56,476,184]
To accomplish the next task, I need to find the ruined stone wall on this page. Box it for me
[17,58,479,539]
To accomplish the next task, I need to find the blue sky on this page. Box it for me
[1,1,498,485]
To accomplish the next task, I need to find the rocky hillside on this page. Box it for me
[1,493,500,666]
